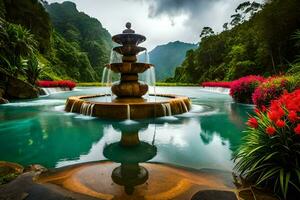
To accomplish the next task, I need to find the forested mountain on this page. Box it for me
[170,0,300,83]
[0,0,112,82]
[148,41,197,81]
[45,1,112,80]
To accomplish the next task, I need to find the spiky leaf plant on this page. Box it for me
[234,89,300,199]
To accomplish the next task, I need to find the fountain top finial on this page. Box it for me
[126,22,131,29]
[123,22,135,33]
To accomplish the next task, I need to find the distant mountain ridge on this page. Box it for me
[148,41,197,81]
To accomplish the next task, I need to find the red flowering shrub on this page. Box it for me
[252,76,300,108]
[235,89,300,198]
[37,80,76,89]
[201,81,232,88]
[230,75,264,104]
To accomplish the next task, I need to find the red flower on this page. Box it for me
[255,108,262,116]
[247,117,258,128]
[268,111,280,122]
[275,120,285,128]
[276,107,285,118]
[288,111,298,123]
[266,126,276,136]
[294,124,300,135]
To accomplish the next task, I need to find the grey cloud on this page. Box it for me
[146,0,219,18]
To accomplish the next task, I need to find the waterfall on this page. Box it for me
[201,87,230,94]
[127,104,131,120]
[80,102,94,116]
[70,101,76,112]
[41,87,70,95]
[165,103,172,116]
[161,103,172,116]
[181,99,188,112]
[89,104,95,116]
[161,104,167,116]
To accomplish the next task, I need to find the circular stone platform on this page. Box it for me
[37,162,236,200]
[65,94,191,120]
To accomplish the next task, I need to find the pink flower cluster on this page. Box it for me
[230,75,265,104]
[37,80,76,89]
[201,81,232,88]
[252,77,288,108]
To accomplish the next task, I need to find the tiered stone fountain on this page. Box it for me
[65,23,191,119]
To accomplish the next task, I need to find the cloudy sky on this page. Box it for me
[47,0,263,50]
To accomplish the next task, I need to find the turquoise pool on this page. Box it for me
[0,87,253,170]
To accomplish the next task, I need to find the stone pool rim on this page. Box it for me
[65,94,192,120]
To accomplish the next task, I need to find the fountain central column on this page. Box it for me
[109,22,151,99]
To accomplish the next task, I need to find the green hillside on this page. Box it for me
[45,1,112,80]
[149,41,197,81]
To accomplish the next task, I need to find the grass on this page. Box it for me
[77,82,197,87]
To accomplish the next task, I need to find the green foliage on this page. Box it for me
[0,0,112,82]
[23,56,42,85]
[45,1,112,80]
[45,31,97,82]
[234,90,300,198]
[287,30,300,76]
[200,27,214,38]
[0,18,38,76]
[172,0,300,83]
[2,0,52,53]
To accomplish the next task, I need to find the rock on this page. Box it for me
[0,161,24,185]
[0,88,5,97]
[0,97,9,104]
[6,77,39,99]
[24,164,48,173]
[0,68,39,99]
[38,88,46,95]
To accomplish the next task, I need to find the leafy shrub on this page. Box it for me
[252,76,300,108]
[37,80,76,89]
[234,89,300,199]
[230,75,265,104]
[201,81,232,88]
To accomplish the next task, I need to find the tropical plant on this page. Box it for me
[23,56,42,85]
[0,18,38,75]
[230,75,265,104]
[287,30,300,76]
[234,89,300,199]
[252,76,300,108]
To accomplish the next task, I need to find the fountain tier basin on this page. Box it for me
[112,33,146,46]
[108,62,153,74]
[65,94,191,120]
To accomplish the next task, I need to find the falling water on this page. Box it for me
[127,104,131,120]
[101,49,122,102]
[41,87,69,95]
[70,101,76,112]
[161,103,172,116]
[181,99,188,112]
[89,104,95,116]
[80,102,94,116]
